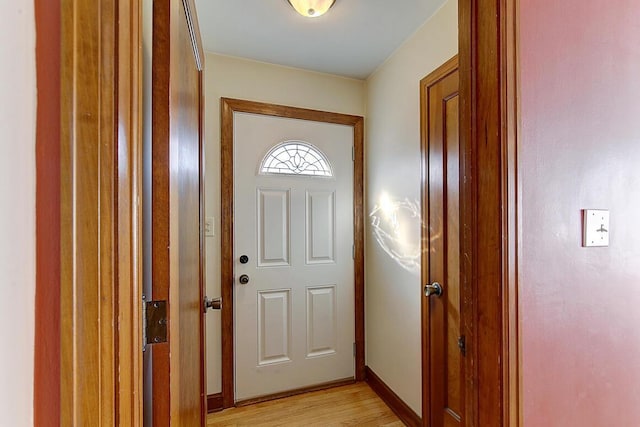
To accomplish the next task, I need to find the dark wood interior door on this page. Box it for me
[151,0,205,425]
[421,57,463,427]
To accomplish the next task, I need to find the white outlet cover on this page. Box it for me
[583,209,609,247]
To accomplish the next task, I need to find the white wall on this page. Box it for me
[0,0,36,425]
[203,53,366,394]
[364,0,458,415]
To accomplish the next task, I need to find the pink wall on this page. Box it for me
[519,0,640,425]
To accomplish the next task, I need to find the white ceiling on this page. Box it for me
[194,0,448,80]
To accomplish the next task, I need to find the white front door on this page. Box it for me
[234,112,355,401]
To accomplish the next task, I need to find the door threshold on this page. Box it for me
[235,377,356,407]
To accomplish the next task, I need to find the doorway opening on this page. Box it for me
[218,98,366,409]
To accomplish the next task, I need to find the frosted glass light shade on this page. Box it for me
[287,0,336,18]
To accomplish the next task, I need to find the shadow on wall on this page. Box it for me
[370,192,440,273]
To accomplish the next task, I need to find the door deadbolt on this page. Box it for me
[238,274,250,285]
[239,255,249,264]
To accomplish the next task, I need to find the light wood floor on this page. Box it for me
[207,382,404,426]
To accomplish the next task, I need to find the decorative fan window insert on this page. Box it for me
[260,141,333,177]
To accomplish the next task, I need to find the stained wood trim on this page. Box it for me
[115,0,144,424]
[502,0,521,425]
[220,97,365,408]
[57,0,143,424]
[198,47,208,427]
[220,98,235,409]
[151,0,172,423]
[353,116,366,381]
[60,0,118,424]
[457,1,477,424]
[365,367,421,427]
[235,378,356,407]
[207,393,224,414]
[458,0,520,425]
[419,55,459,427]
[221,98,363,126]
[34,0,61,424]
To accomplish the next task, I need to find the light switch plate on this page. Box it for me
[205,217,215,237]
[582,209,609,247]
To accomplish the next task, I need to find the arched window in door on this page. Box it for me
[259,141,333,177]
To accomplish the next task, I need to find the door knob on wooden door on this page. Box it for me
[204,296,222,312]
[424,282,443,297]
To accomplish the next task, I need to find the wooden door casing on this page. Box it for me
[220,98,365,409]
[55,0,143,424]
[151,0,205,425]
[421,56,463,427]
[458,0,520,425]
[233,114,355,401]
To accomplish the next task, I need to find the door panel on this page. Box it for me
[150,0,205,425]
[258,289,292,365]
[306,191,336,263]
[234,112,355,401]
[257,189,291,266]
[421,57,463,427]
[306,285,337,357]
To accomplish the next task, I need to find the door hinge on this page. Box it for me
[458,335,466,356]
[142,296,168,352]
[352,146,355,161]
[352,244,355,259]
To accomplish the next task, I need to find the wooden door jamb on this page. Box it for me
[220,98,365,409]
[458,0,520,425]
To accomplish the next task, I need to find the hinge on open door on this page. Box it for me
[458,335,466,356]
[352,145,355,161]
[142,295,168,352]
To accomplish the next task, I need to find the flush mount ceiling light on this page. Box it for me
[287,0,336,18]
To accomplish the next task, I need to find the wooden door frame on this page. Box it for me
[457,0,520,426]
[35,0,143,424]
[419,54,460,426]
[220,98,365,408]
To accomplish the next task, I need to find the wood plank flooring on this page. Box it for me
[207,382,404,426]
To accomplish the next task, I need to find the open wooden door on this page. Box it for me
[421,56,464,427]
[149,0,206,425]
